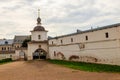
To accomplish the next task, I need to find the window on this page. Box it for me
[54,51,56,56]
[61,40,63,44]
[4,47,6,50]
[52,41,53,44]
[39,45,41,48]
[2,47,3,51]
[10,55,12,58]
[71,38,73,42]
[5,41,8,44]
[85,36,88,40]
[105,32,109,38]
[38,35,41,39]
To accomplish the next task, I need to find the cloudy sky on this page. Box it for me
[0,0,120,39]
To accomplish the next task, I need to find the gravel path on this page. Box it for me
[0,60,120,80]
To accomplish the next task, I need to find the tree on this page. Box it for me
[22,39,31,47]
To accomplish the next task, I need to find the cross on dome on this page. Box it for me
[33,9,45,31]
[37,9,41,25]
[38,9,40,17]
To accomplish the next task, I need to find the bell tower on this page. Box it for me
[31,9,48,41]
[27,9,48,60]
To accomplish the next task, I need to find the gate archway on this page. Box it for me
[33,48,47,60]
[19,51,26,60]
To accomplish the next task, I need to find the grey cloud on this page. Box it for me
[0,0,120,38]
[47,8,101,24]
[3,5,22,11]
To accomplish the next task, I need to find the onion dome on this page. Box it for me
[33,9,45,31]
[37,17,41,24]
[33,25,45,31]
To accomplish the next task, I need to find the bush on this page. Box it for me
[22,39,31,47]
[0,58,12,64]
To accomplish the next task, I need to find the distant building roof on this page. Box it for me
[0,39,13,45]
[13,35,30,44]
[48,36,53,39]
[49,23,120,39]
[76,29,82,33]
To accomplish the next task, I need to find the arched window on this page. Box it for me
[52,41,53,44]
[71,38,73,42]
[38,35,41,39]
[54,51,56,56]
[8,47,9,50]
[61,40,63,44]
[39,45,41,48]
[85,36,88,40]
[105,32,109,38]
[4,47,6,50]
[2,47,4,51]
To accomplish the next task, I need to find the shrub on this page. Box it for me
[0,58,12,64]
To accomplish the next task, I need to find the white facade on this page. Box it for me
[31,31,48,41]
[0,54,14,60]
[27,16,48,60]
[49,24,120,65]
[27,42,48,60]
[14,48,27,60]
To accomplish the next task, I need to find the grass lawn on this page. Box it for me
[0,58,13,65]
[47,59,120,73]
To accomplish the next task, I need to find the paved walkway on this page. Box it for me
[0,60,120,80]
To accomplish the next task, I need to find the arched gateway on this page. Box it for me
[33,48,47,60]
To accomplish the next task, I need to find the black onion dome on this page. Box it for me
[37,17,41,24]
[33,26,45,31]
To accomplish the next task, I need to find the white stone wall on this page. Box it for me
[27,43,48,60]
[31,31,47,41]
[49,26,120,65]
[14,49,27,60]
[49,27,119,45]
[0,54,15,60]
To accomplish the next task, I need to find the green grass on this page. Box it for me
[0,58,13,65]
[47,59,120,73]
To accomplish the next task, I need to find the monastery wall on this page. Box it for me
[49,26,120,65]
[0,53,15,60]
[14,48,27,60]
